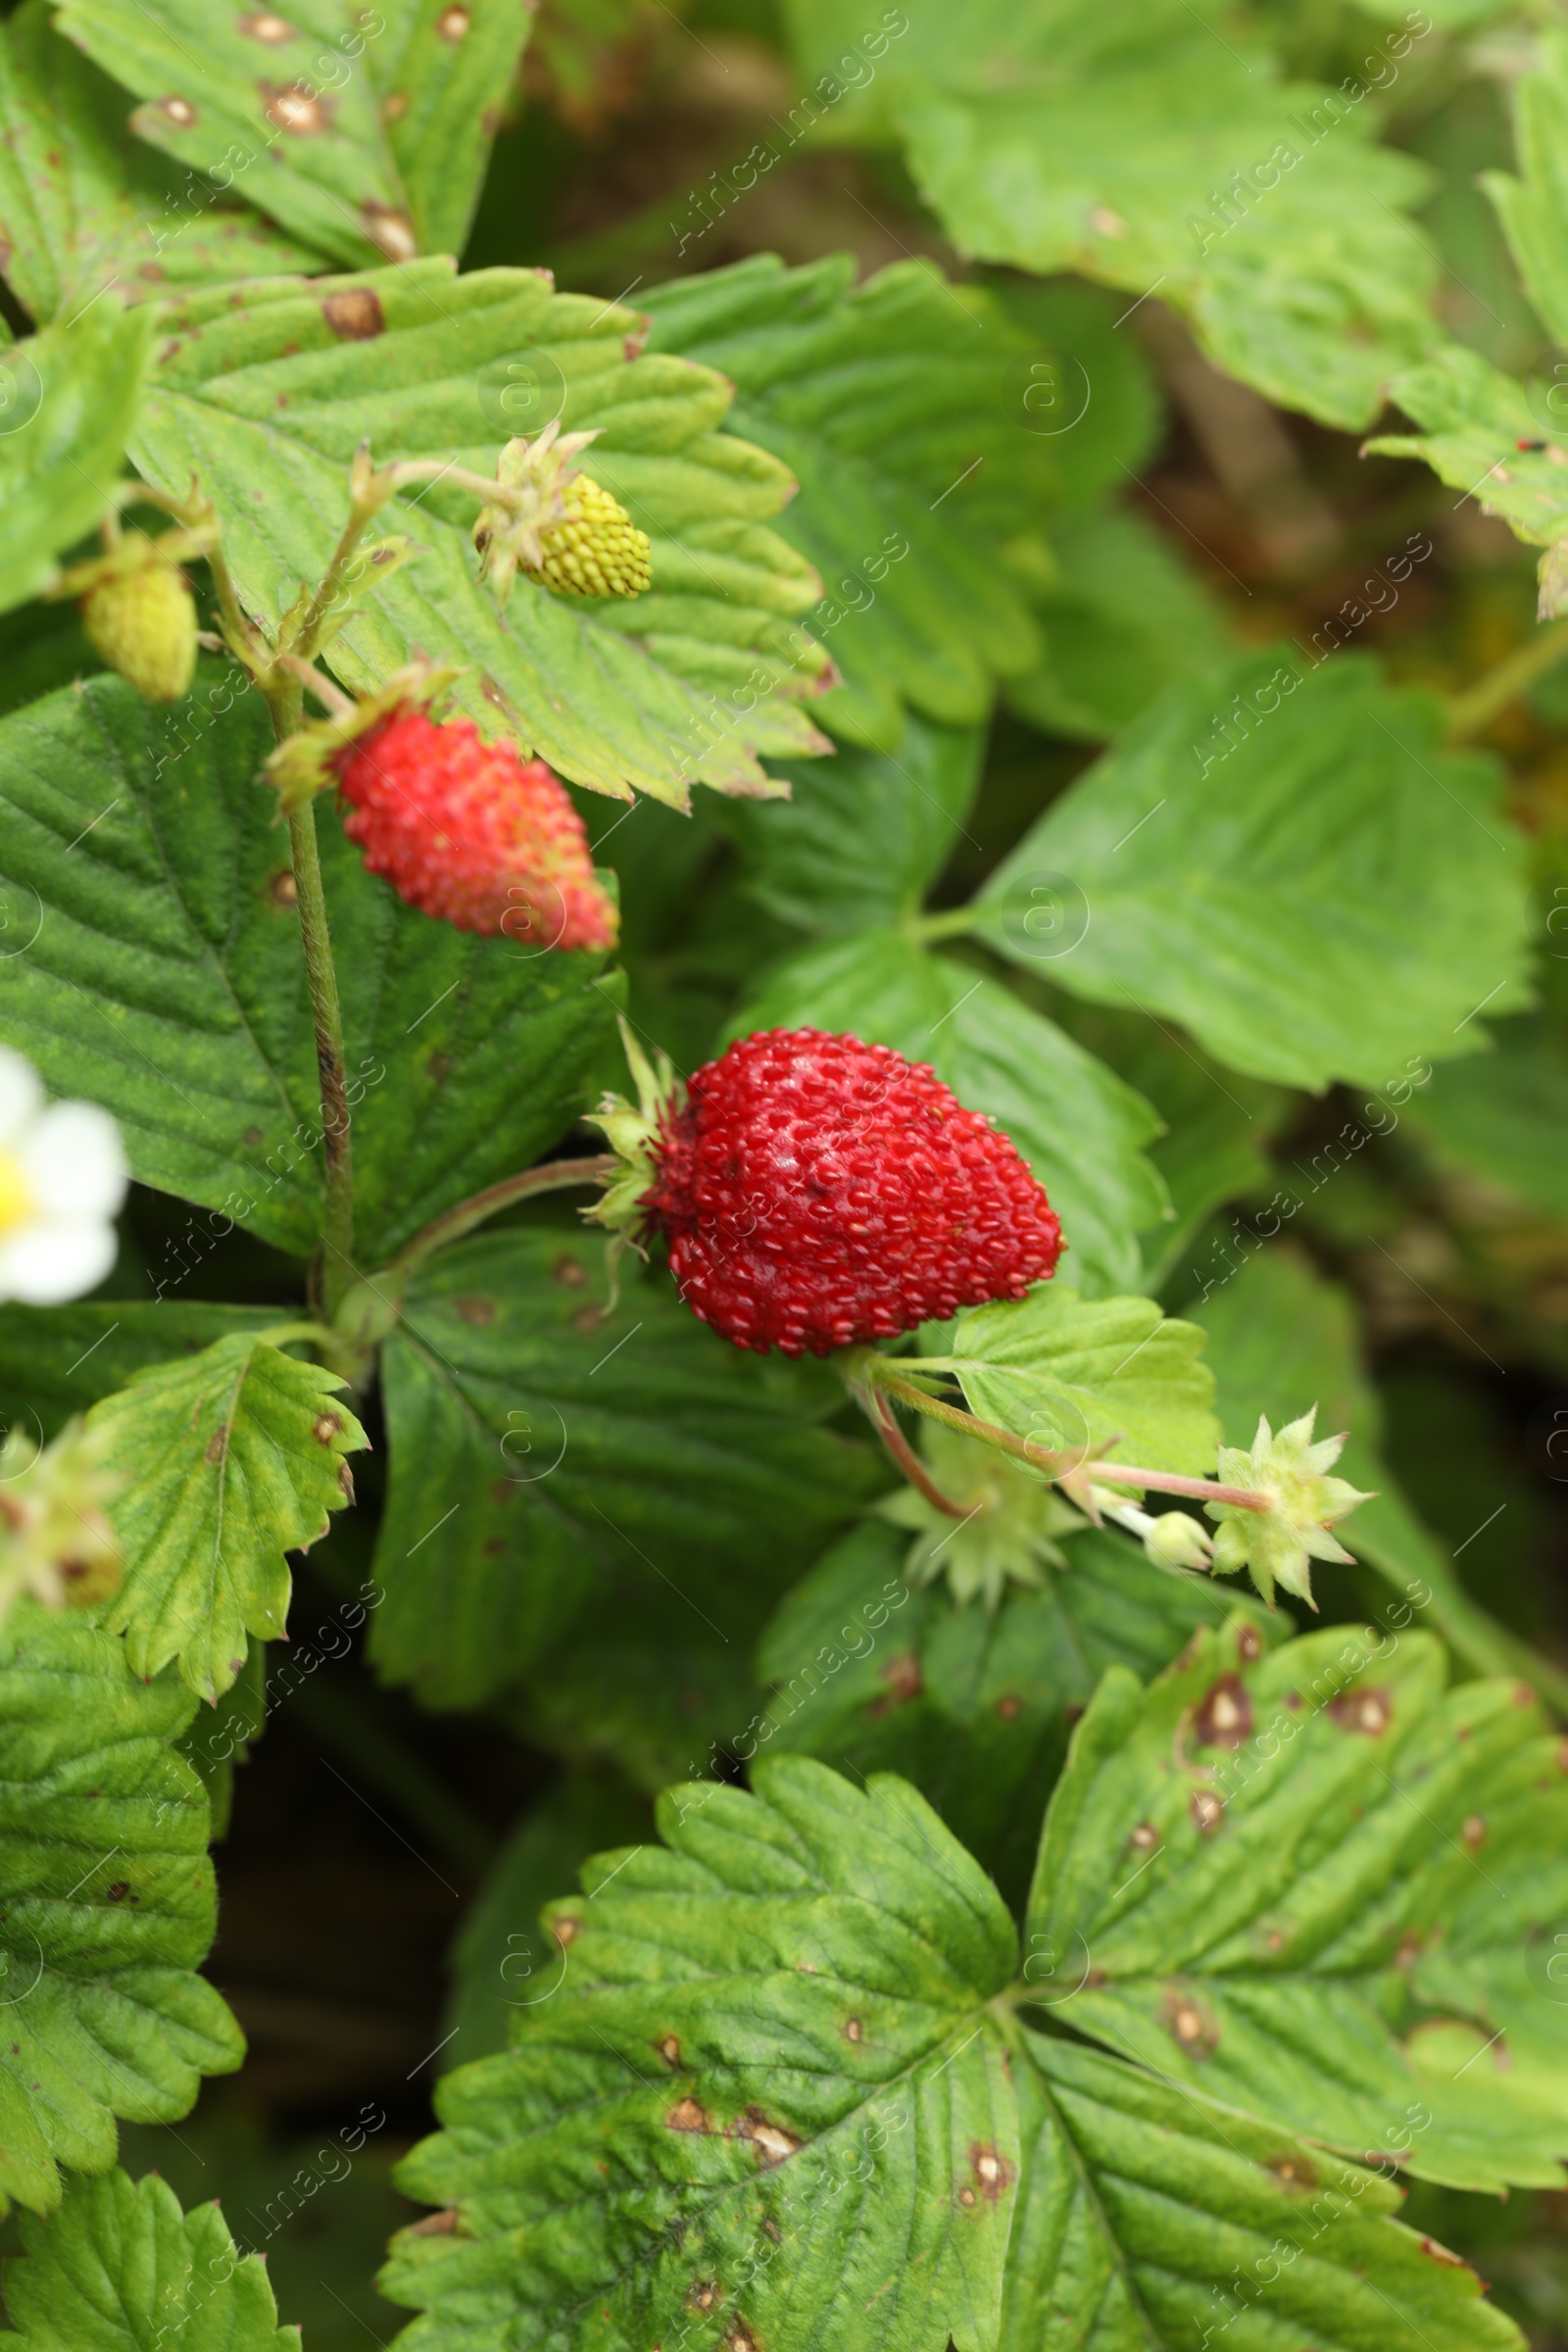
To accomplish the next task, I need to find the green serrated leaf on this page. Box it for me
[84,1332,367,1701]
[731,930,1169,1297]
[382,1754,1020,2352]
[373,1224,885,1713]
[757,1516,1268,1908]
[935,1284,1217,1476]
[0,673,619,1261]
[0,0,322,324]
[1402,1012,1568,1222]
[376,0,536,259]
[719,716,982,935]
[782,0,1438,428]
[0,1299,286,1439]
[1482,28,1568,348]
[0,1606,243,2216]
[1368,343,1568,553]
[643,254,1053,746]
[54,0,414,269]
[0,304,155,615]
[131,262,833,805]
[0,2165,297,2348]
[976,649,1533,1090]
[1026,1617,1568,2192]
[1004,2032,1523,2352]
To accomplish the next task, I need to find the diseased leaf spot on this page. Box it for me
[107,1882,128,1901]
[995,1692,1020,1720]
[967,2143,1013,2201]
[659,2034,680,2066]
[384,92,409,122]
[1329,1686,1391,1736]
[158,96,197,126]
[553,1253,589,1289]
[455,1296,495,1325]
[736,2109,800,2164]
[312,1412,342,1445]
[262,81,334,135]
[1236,1623,1262,1662]
[1420,2236,1468,2268]
[685,2282,717,2313]
[437,4,470,34]
[238,11,296,38]
[843,2016,862,2042]
[270,868,297,906]
[665,2096,712,2133]
[867,1651,921,1715]
[206,1427,229,1465]
[1267,2153,1317,2189]
[1190,1788,1224,1836]
[1194,1673,1251,1748]
[322,288,384,341]
[1461,1813,1487,1848]
[1129,1820,1159,1851]
[1164,1988,1219,2055]
[364,204,417,262]
[725,2327,758,2352]
[407,2206,459,2237]
[551,1913,581,1946]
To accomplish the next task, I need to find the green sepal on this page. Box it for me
[1205,1404,1376,1607]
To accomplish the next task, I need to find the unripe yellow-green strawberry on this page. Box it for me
[524,474,652,600]
[81,559,197,703]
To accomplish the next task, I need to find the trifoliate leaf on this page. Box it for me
[781,0,1438,428]
[643,254,1054,747]
[0,0,321,324]
[928,1284,1218,1477]
[382,1755,1022,2352]
[132,262,833,805]
[0,1606,242,2216]
[372,1226,885,1713]
[0,674,618,1260]
[1205,1405,1375,1608]
[0,304,155,616]
[880,1419,1086,1609]
[1026,1617,1568,2192]
[0,2165,296,2348]
[975,650,1533,1089]
[756,1517,1269,1907]
[84,1332,367,1702]
[731,930,1169,1297]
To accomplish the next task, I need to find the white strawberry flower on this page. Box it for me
[0,1049,127,1304]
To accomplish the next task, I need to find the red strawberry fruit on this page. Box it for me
[614,1027,1062,1356]
[331,709,616,949]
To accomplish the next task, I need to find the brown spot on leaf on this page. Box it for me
[844,2017,862,2043]
[270,868,298,907]
[1236,1622,1262,1663]
[239,11,296,38]
[686,2282,717,2313]
[1194,1673,1251,1748]
[736,2110,800,2164]
[158,95,197,126]
[1164,1988,1219,2056]
[206,1427,228,1466]
[1420,2236,1468,2268]
[574,1303,608,1334]
[995,1692,1021,1721]
[1329,1686,1392,1737]
[551,1913,581,1947]
[659,2034,680,2066]
[363,203,417,262]
[666,2096,712,2133]
[867,1651,922,1716]
[312,1411,341,1445]
[553,1253,589,1289]
[454,1296,495,1325]
[437,4,470,33]
[968,2143,1013,2201]
[1283,1690,1301,1710]
[1512,1681,1537,1708]
[383,91,409,121]
[262,80,333,134]
[726,2329,757,2352]
[1129,1821,1159,1851]
[244,1124,264,1147]
[1267,2154,1317,2190]
[322,287,384,340]
[957,2186,976,2207]
[1190,1788,1224,1837]
[408,2206,458,2236]
[1462,1814,1487,1848]
[338,1461,356,1502]
[107,1883,128,1902]
[427,1053,453,1083]
[761,2217,781,2243]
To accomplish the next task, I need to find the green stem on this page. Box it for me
[389,1154,616,1278]
[873,1368,1272,1510]
[858,1384,972,1517]
[1447,615,1568,741]
[286,790,356,1319]
[907,906,980,944]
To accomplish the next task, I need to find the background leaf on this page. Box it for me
[372,1222,885,1711]
[0,1607,242,2216]
[0,674,618,1262]
[0,305,155,615]
[85,1331,367,1701]
[975,651,1533,1090]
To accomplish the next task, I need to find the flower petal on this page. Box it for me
[0,1218,117,1303]
[21,1102,128,1220]
[0,1048,43,1147]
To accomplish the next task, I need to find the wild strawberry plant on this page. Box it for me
[0,2,1564,2348]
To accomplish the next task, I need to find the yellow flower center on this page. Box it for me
[0,1150,34,1238]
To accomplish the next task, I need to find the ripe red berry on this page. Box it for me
[638,1028,1063,1356]
[331,710,617,949]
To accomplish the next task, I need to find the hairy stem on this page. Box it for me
[858,1387,972,1517]
[873,1370,1273,1510]
[390,1155,616,1277]
[1448,614,1568,741]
